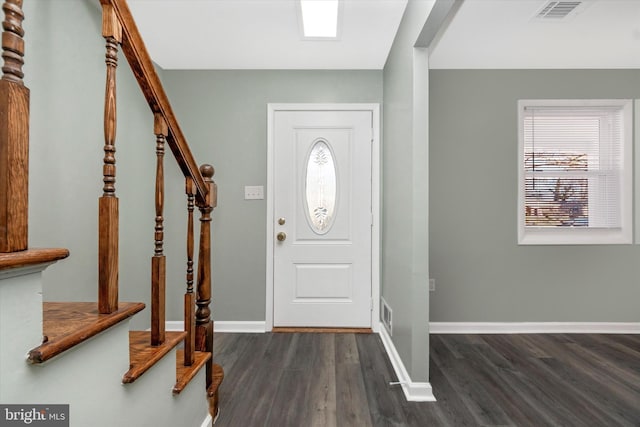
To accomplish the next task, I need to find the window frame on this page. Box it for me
[517,99,633,245]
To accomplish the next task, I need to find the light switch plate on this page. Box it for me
[244,185,264,200]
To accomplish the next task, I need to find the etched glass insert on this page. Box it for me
[305,139,337,234]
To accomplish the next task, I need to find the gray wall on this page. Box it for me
[162,70,383,321]
[25,0,185,330]
[382,0,434,381]
[429,69,640,323]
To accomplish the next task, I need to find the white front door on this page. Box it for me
[272,109,373,328]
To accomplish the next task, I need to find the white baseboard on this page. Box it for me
[429,322,640,334]
[165,321,266,333]
[200,414,212,427]
[214,321,266,333]
[165,321,184,331]
[377,327,436,402]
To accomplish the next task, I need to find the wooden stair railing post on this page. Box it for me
[98,4,122,314]
[0,0,28,253]
[196,165,215,385]
[184,177,196,366]
[151,113,167,346]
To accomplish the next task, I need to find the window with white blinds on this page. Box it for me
[517,99,632,245]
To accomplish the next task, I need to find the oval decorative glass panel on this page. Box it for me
[305,139,337,234]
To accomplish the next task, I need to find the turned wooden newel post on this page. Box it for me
[184,177,197,366]
[98,4,122,314]
[151,113,167,346]
[0,0,28,253]
[196,164,215,386]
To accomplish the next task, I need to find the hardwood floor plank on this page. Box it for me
[336,333,360,364]
[473,335,568,426]
[507,334,636,426]
[479,334,607,426]
[461,336,551,426]
[211,332,640,427]
[419,368,469,426]
[572,334,640,391]
[265,334,318,426]
[265,368,310,426]
[527,334,640,426]
[431,336,514,426]
[307,334,337,427]
[356,334,410,426]
[215,333,275,427]
[335,334,372,427]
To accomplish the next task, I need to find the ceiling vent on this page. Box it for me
[535,1,583,19]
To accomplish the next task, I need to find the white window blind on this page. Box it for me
[518,99,632,245]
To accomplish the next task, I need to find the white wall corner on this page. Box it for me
[378,327,436,402]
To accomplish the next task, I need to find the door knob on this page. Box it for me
[277,232,287,242]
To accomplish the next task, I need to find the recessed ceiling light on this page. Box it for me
[300,0,340,38]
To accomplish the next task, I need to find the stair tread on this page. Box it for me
[0,247,69,271]
[123,330,187,384]
[173,349,211,394]
[207,364,224,397]
[28,302,145,364]
[207,364,225,419]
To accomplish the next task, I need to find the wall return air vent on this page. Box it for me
[535,1,583,19]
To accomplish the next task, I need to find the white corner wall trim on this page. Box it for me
[430,322,640,334]
[165,321,267,333]
[200,414,212,427]
[378,326,436,402]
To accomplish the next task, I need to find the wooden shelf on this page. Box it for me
[28,302,145,364]
[173,349,211,394]
[123,330,186,384]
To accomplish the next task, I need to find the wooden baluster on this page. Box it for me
[151,114,167,346]
[0,0,28,253]
[196,164,224,419]
[184,177,196,366]
[1,0,24,83]
[98,4,122,314]
[196,165,215,384]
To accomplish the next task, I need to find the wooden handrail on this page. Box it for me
[99,0,207,203]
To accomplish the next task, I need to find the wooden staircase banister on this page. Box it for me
[99,0,207,203]
[96,0,224,419]
[0,0,222,420]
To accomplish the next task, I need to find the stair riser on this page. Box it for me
[1,270,209,427]
[0,270,44,372]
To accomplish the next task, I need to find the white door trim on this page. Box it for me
[266,103,380,332]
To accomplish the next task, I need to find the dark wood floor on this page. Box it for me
[212,332,640,426]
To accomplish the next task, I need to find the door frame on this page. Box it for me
[266,103,381,332]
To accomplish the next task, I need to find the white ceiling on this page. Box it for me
[429,0,640,69]
[127,0,408,70]
[127,0,640,70]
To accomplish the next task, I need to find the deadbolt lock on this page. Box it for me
[278,218,286,225]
